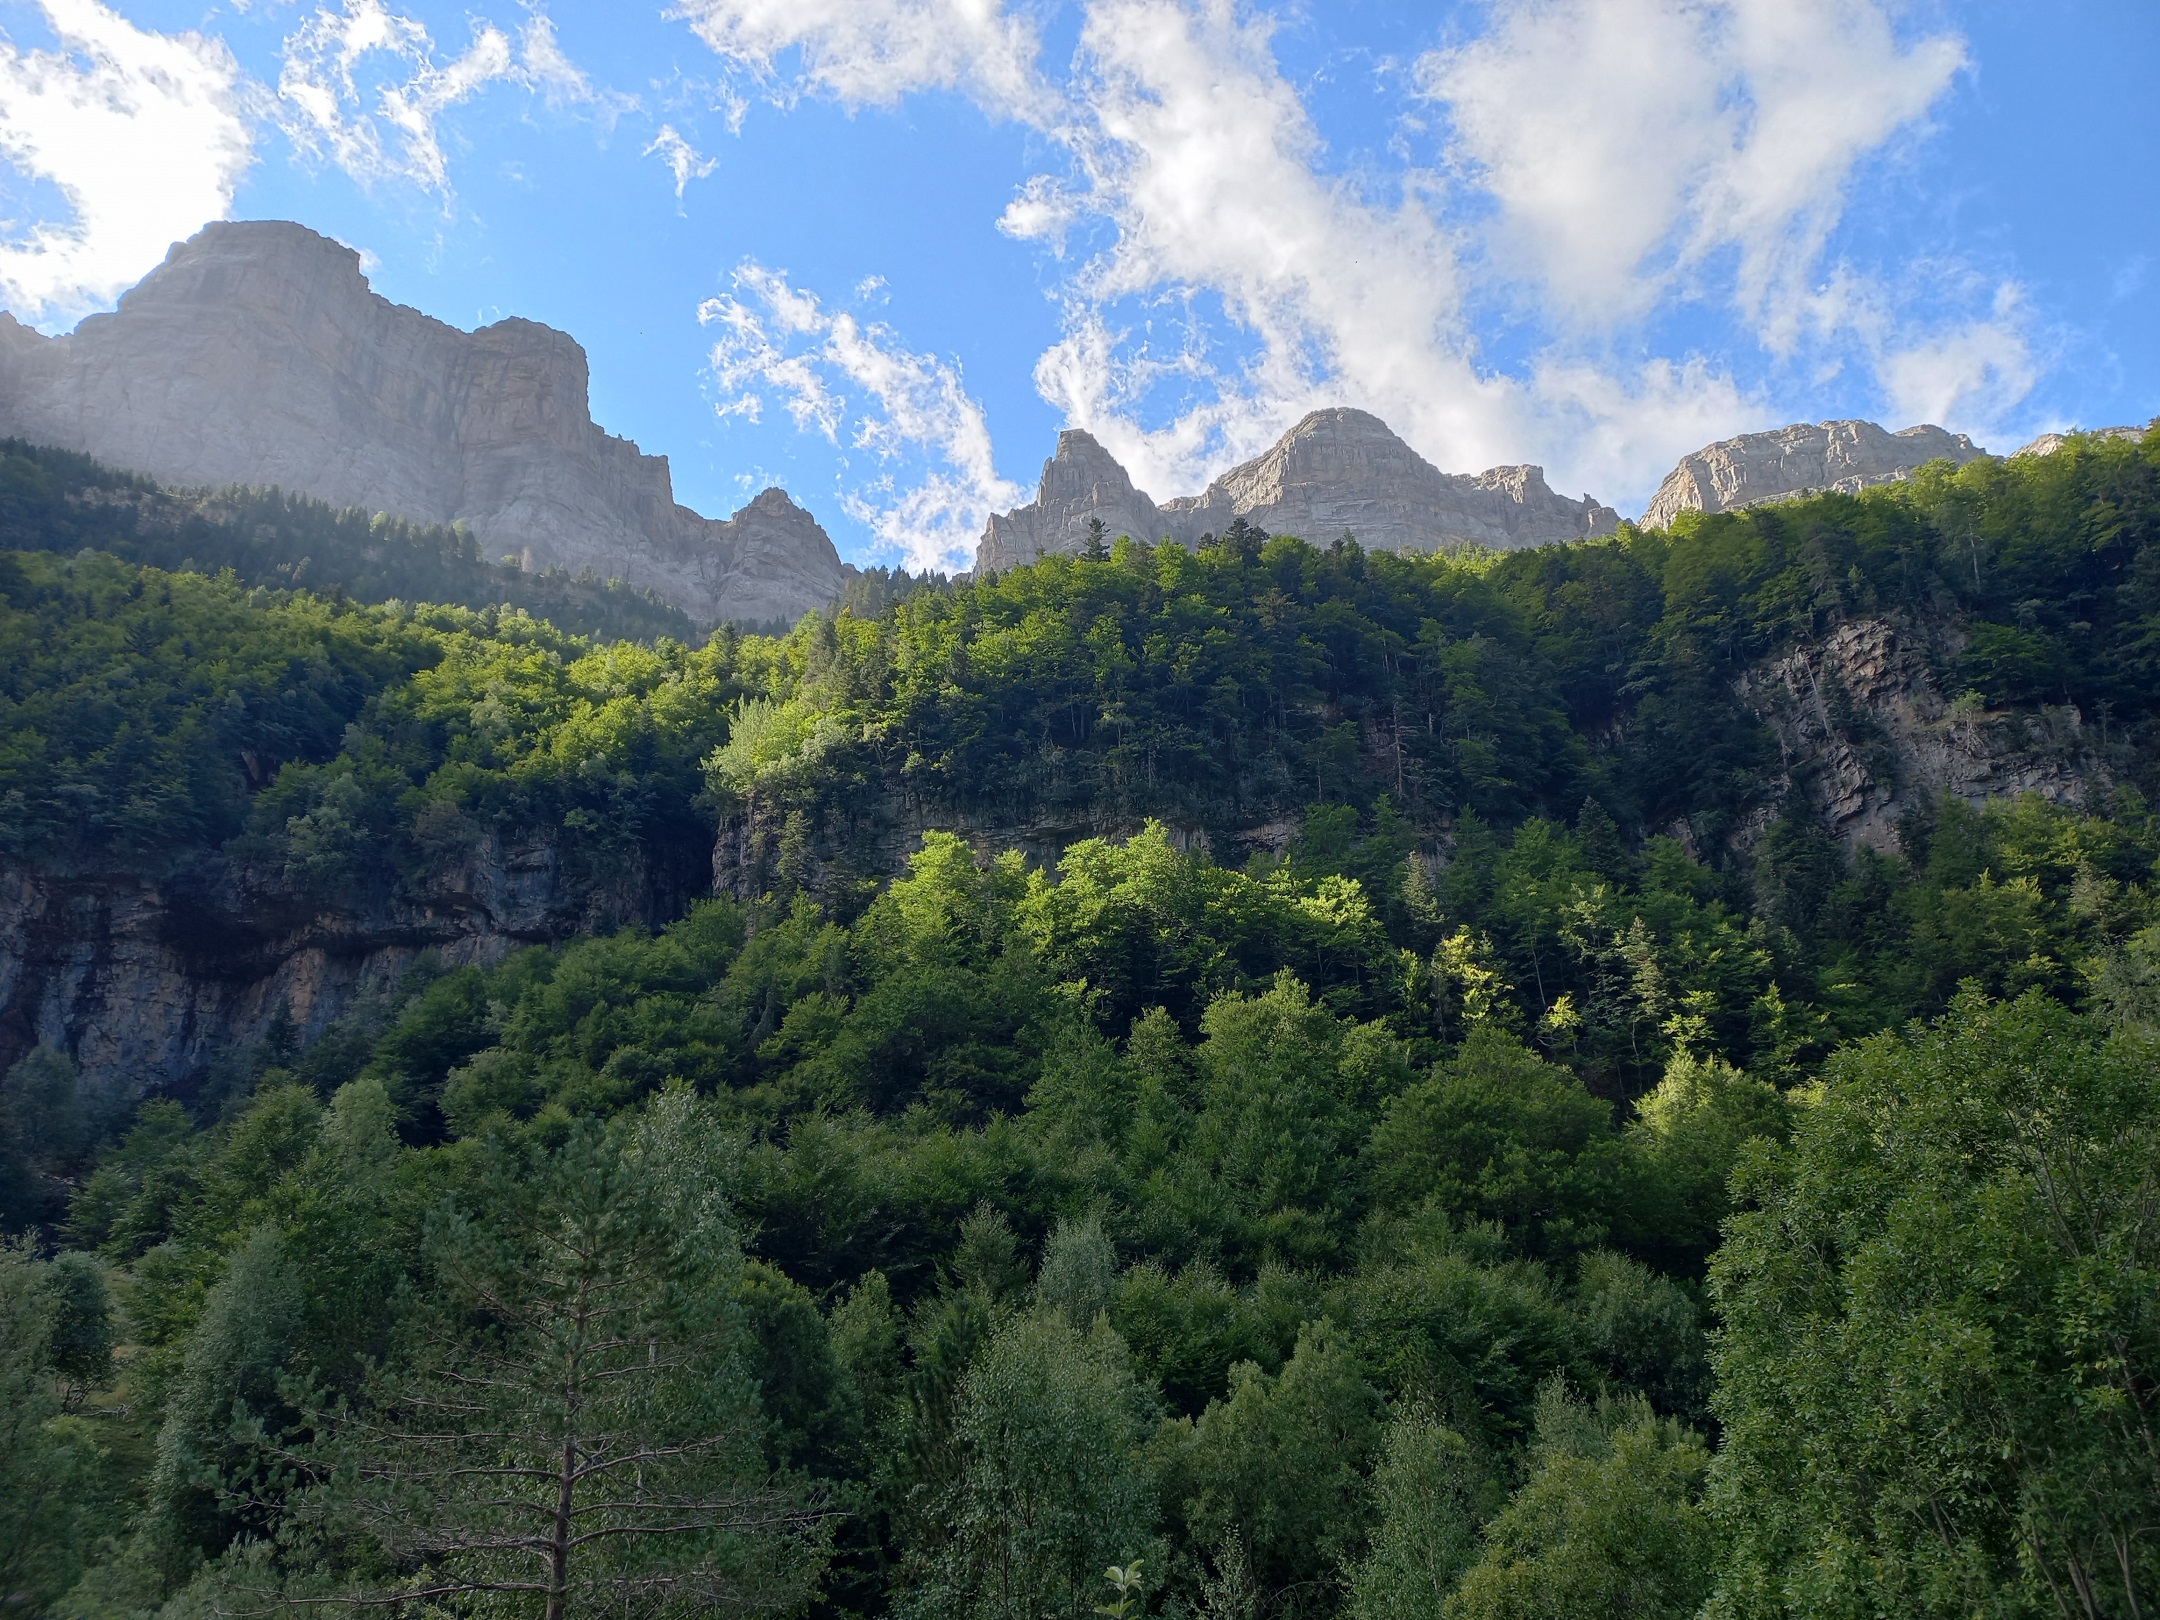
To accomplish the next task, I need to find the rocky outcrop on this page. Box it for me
[0,220,844,626]
[2012,420,2157,458]
[0,827,708,1101]
[1737,617,2102,853]
[977,429,1168,573]
[1641,420,1985,529]
[715,488,856,625]
[976,407,1619,572]
[1163,408,1621,556]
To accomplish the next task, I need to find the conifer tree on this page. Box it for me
[292,1095,829,1620]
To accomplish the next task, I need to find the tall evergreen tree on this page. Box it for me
[0,1242,91,1610]
[291,1094,829,1620]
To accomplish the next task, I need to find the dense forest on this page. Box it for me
[0,440,700,644]
[1,430,2156,1620]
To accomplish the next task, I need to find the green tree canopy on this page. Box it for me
[1709,990,2160,1620]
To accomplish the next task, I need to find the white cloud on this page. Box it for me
[677,0,2039,523]
[645,124,717,198]
[0,0,252,325]
[1525,356,1760,501]
[277,1,626,195]
[1024,0,1531,497]
[1878,322,2032,442]
[519,14,628,118]
[1877,285,2037,441]
[997,173,1083,255]
[1421,0,1967,346]
[668,0,1049,120]
[680,0,1746,509]
[700,263,1022,571]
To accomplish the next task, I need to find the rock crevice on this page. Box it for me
[1737,617,2102,852]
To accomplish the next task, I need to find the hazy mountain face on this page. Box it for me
[0,221,844,626]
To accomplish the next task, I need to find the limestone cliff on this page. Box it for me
[1735,617,2103,854]
[1641,420,1985,529]
[0,220,844,626]
[0,825,708,1100]
[976,407,1619,572]
[1162,408,1620,556]
[977,429,1167,573]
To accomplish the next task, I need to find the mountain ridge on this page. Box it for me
[1640,419,1987,528]
[978,407,1621,570]
[0,221,845,626]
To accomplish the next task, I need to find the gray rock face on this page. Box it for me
[0,220,843,626]
[1641,419,1985,529]
[976,407,1619,572]
[978,428,1167,573]
[0,822,709,1102]
[2011,420,2156,458]
[1738,617,2102,855]
[1162,408,1621,556]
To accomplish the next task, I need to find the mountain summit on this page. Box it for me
[0,221,843,626]
[1640,419,1986,529]
[977,407,1621,571]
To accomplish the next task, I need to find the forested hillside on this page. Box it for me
[1,430,2156,1620]
[0,440,698,644]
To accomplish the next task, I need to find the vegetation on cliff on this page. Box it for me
[1,428,2158,1619]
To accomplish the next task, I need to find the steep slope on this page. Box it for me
[0,220,844,626]
[0,439,699,644]
[976,407,1618,571]
[11,428,2160,1099]
[1641,419,1985,528]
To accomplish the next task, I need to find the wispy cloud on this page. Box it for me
[1420,0,1967,340]
[668,0,1051,120]
[0,0,252,326]
[1023,0,1510,497]
[519,13,630,119]
[1874,281,2038,439]
[645,124,717,198]
[701,263,1022,572]
[672,0,2041,522]
[276,1,628,196]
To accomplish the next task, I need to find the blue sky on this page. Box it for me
[0,0,2154,570]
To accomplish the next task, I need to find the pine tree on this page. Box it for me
[293,1095,830,1620]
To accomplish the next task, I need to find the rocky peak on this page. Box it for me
[1164,408,1620,553]
[1641,419,1986,529]
[106,219,375,322]
[718,489,847,626]
[977,428,1167,573]
[976,407,1619,570]
[1198,407,1428,508]
[1042,428,1147,499]
[0,220,843,627]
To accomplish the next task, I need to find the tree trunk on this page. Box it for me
[547,1299,587,1620]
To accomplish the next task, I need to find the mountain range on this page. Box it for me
[0,221,844,627]
[0,219,2147,623]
